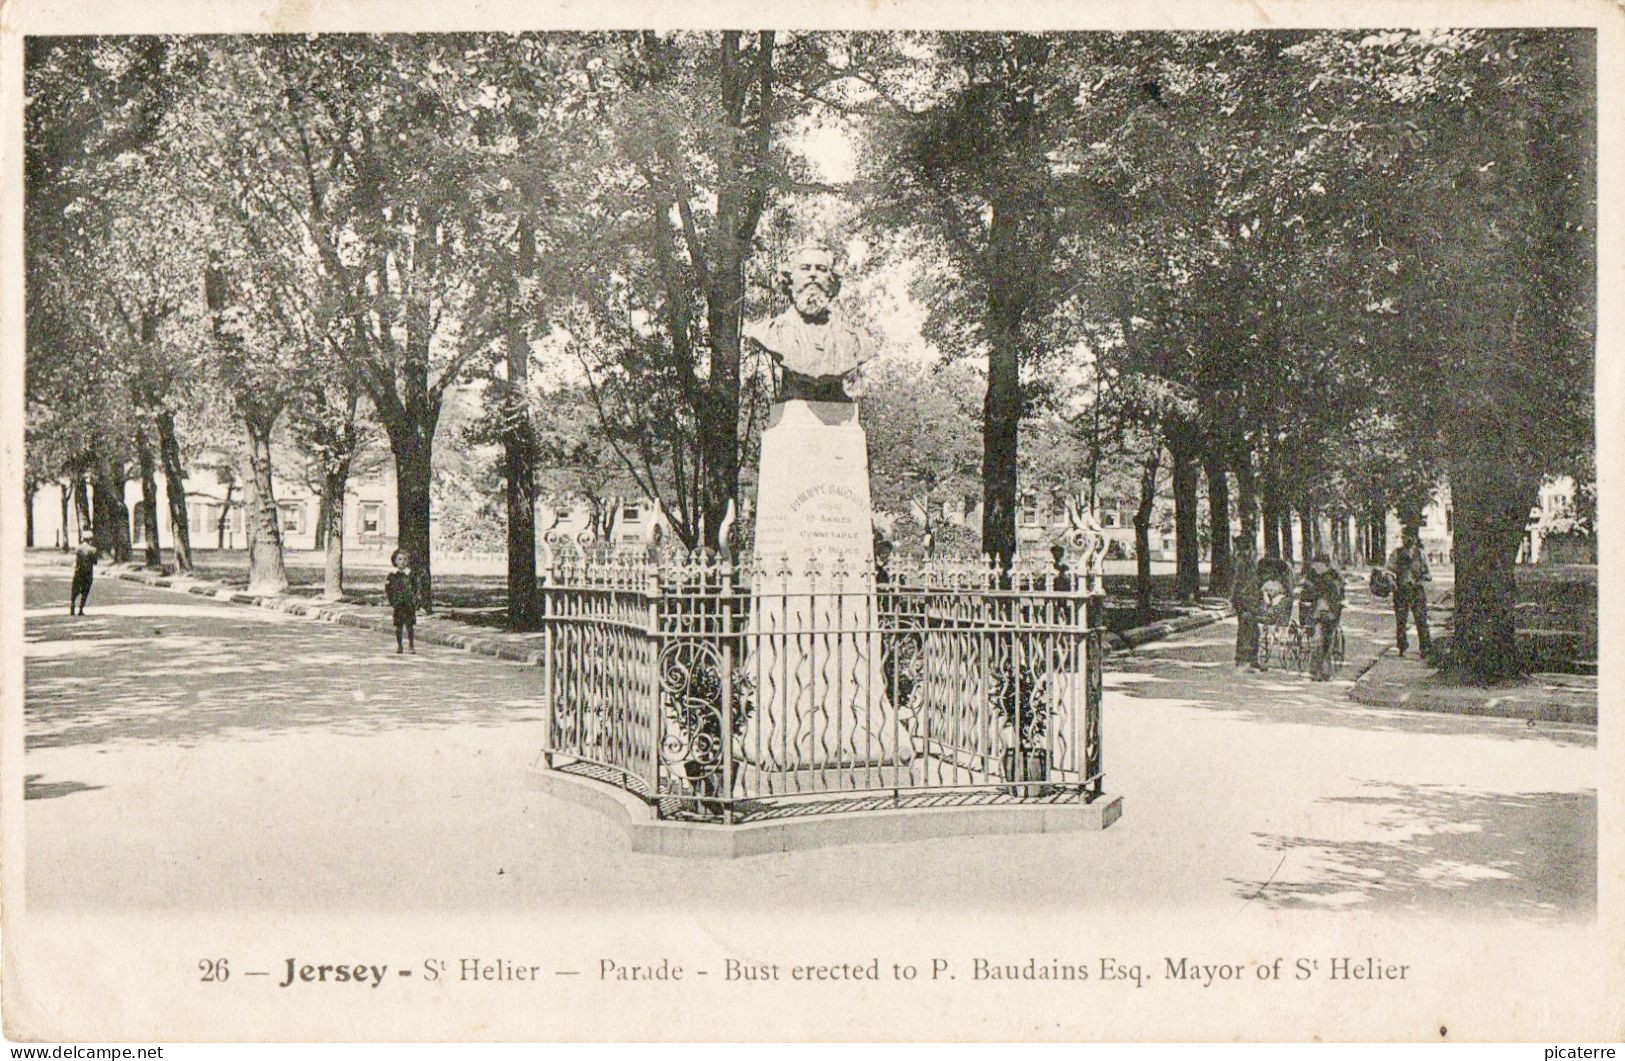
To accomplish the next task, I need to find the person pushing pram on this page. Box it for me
[1251,557,1295,672]
[1253,554,1344,678]
[1297,553,1346,682]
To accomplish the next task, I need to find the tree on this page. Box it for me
[867,34,1143,564]
[861,358,981,548]
[182,37,506,608]
[447,38,584,627]
[533,386,644,543]
[496,221,542,627]
[25,36,187,567]
[89,146,212,571]
[1299,30,1594,681]
[546,31,826,551]
[201,248,299,595]
[287,380,369,600]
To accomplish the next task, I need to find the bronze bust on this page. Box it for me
[745,244,873,402]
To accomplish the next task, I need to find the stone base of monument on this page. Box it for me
[531,759,1122,859]
[746,397,897,771]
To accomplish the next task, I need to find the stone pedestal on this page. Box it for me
[752,400,873,565]
[744,400,899,776]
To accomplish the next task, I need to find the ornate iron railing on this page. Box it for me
[541,546,1108,824]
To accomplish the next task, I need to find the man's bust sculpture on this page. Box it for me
[745,243,872,402]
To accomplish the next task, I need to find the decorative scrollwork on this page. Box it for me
[657,639,753,798]
[879,623,926,717]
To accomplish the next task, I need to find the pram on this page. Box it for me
[1255,558,1346,674]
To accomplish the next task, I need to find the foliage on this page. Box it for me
[861,357,981,525]
[861,33,1147,562]
[989,659,1047,745]
[529,385,643,536]
[23,31,1592,680]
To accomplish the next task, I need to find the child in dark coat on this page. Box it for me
[70,534,99,615]
[385,549,419,654]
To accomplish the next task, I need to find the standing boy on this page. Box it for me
[385,549,420,654]
[70,533,99,615]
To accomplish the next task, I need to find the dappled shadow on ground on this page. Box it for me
[24,773,105,800]
[1235,782,1595,918]
[25,573,543,750]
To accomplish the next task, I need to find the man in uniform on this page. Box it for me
[1387,531,1433,659]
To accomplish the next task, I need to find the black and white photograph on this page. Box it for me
[1,0,1618,1046]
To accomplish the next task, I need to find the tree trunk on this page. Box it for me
[1231,448,1257,552]
[503,245,541,629]
[1169,438,1201,601]
[92,458,132,563]
[389,426,435,613]
[24,479,35,548]
[322,467,346,601]
[586,496,606,543]
[313,488,331,550]
[58,480,71,549]
[1366,502,1388,565]
[1445,463,1536,683]
[1203,448,1231,596]
[1259,466,1281,560]
[243,418,289,595]
[503,437,539,629]
[217,481,235,549]
[699,246,744,555]
[1299,506,1315,561]
[1280,506,1295,564]
[73,469,92,543]
[1133,445,1161,625]
[982,308,1023,568]
[156,411,193,571]
[137,434,163,567]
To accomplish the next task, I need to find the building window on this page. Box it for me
[278,502,304,535]
[1445,508,1452,533]
[1020,495,1039,526]
[360,502,384,537]
[622,504,641,522]
[1101,511,1118,528]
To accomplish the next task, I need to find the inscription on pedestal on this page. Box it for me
[752,400,874,578]
[745,399,897,776]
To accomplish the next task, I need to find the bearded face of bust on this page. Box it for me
[787,249,836,320]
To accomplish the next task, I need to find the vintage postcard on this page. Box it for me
[1,0,1620,1044]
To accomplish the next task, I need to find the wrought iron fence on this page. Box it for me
[540,547,1108,824]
